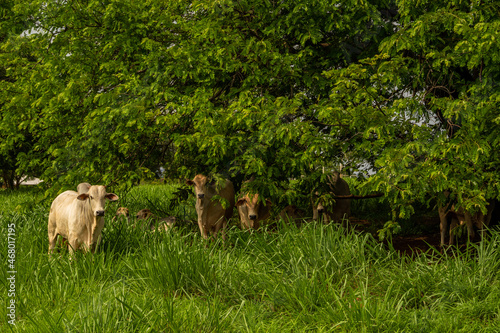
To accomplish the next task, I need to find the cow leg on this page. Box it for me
[48,213,58,254]
[82,242,92,253]
[312,207,319,221]
[472,211,484,241]
[464,212,475,243]
[48,233,58,254]
[57,237,69,253]
[477,216,487,241]
[479,212,492,241]
[477,201,495,241]
[212,217,227,241]
[438,205,448,246]
[484,200,496,232]
[198,219,209,239]
[449,217,459,246]
[219,220,228,241]
[68,237,81,256]
[211,221,219,239]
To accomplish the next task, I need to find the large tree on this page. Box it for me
[327,0,500,217]
[1,0,396,194]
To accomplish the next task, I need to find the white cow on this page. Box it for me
[48,185,118,254]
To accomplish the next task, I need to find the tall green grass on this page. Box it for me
[118,183,196,222]
[1,185,500,332]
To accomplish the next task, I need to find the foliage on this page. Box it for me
[326,0,500,216]
[377,220,402,242]
[0,0,40,188]
[0,0,396,195]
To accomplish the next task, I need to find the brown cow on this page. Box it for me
[186,174,235,239]
[135,208,176,231]
[48,185,118,254]
[312,171,351,226]
[438,192,495,245]
[279,205,306,226]
[236,193,272,230]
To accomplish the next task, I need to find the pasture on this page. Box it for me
[2,185,500,332]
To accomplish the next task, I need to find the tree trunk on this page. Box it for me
[15,175,22,189]
[1,169,16,190]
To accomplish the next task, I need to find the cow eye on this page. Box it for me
[90,196,94,200]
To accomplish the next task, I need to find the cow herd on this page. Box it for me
[47,173,494,254]
[438,191,496,246]
[47,173,351,254]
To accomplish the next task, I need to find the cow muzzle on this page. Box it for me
[95,210,105,217]
[249,214,257,220]
[317,209,324,214]
[198,194,205,199]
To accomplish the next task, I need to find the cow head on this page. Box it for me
[311,190,324,213]
[236,193,272,223]
[116,207,130,218]
[311,190,327,220]
[328,171,341,186]
[316,201,325,215]
[77,185,118,217]
[186,174,217,200]
[136,208,154,220]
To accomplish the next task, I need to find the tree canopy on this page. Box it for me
[1,0,499,221]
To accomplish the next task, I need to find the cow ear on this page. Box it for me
[186,180,194,186]
[265,199,273,207]
[77,193,89,201]
[106,193,119,202]
[236,198,246,207]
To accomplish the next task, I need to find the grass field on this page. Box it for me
[2,185,500,332]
